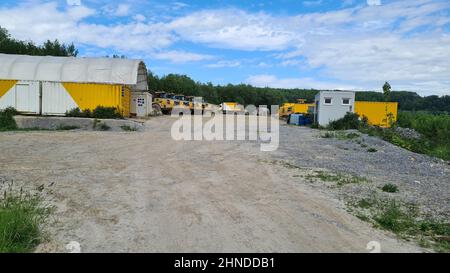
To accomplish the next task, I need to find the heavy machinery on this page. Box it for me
[279,99,315,118]
[153,91,178,114]
[152,91,221,115]
[220,102,245,115]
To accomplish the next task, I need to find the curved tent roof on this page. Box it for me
[0,54,148,91]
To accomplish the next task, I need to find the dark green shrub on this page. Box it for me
[66,107,122,119]
[92,106,122,119]
[310,122,319,129]
[121,125,137,132]
[382,184,399,193]
[0,107,18,131]
[56,125,80,131]
[99,123,111,131]
[327,112,361,130]
[65,108,91,118]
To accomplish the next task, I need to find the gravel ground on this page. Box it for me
[272,124,450,219]
[0,116,427,253]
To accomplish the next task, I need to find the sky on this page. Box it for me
[0,0,449,96]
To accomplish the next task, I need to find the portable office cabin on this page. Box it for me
[0,54,148,117]
[314,91,356,126]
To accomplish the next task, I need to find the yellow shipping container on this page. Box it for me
[0,54,149,117]
[63,83,131,117]
[355,101,398,127]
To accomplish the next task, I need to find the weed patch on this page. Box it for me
[121,125,137,132]
[307,171,369,187]
[347,196,450,252]
[56,125,80,131]
[382,184,399,193]
[0,181,53,253]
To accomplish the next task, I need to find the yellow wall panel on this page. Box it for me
[62,83,129,116]
[0,80,18,99]
[121,87,131,117]
[355,101,398,127]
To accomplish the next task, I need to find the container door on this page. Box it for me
[15,83,39,114]
[136,94,147,117]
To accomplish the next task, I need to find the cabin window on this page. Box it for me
[324,98,332,105]
[342,98,351,105]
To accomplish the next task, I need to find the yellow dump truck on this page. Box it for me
[221,102,245,114]
[153,92,179,114]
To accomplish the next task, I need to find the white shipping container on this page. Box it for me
[42,82,78,115]
[0,81,40,114]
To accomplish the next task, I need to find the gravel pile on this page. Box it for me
[271,124,450,219]
[393,127,422,140]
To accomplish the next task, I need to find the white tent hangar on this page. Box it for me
[0,53,150,116]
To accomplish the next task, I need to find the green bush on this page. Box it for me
[0,184,52,253]
[121,125,137,132]
[65,108,91,118]
[99,123,111,131]
[66,106,122,119]
[92,106,122,119]
[382,184,399,193]
[327,112,361,130]
[0,107,18,131]
[56,125,80,131]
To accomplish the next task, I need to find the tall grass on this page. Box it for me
[0,181,52,253]
[397,111,450,160]
[327,111,450,161]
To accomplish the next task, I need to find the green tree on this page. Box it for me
[383,81,392,101]
[0,26,78,57]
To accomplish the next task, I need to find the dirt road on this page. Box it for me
[0,117,422,252]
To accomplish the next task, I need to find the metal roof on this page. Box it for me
[0,54,148,90]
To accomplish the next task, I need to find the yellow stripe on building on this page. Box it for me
[63,83,126,114]
[0,80,18,99]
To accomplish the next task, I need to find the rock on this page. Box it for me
[394,127,422,140]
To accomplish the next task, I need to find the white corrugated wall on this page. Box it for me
[0,81,40,114]
[42,82,78,115]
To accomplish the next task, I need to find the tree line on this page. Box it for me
[148,73,450,112]
[0,27,78,57]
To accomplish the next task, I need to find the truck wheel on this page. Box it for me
[152,104,162,116]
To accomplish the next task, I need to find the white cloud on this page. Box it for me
[280,59,303,67]
[133,14,146,22]
[303,1,323,7]
[172,2,189,10]
[367,0,382,6]
[206,60,241,68]
[169,9,299,51]
[115,4,130,17]
[66,0,81,6]
[151,50,214,63]
[0,2,175,51]
[246,74,356,90]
